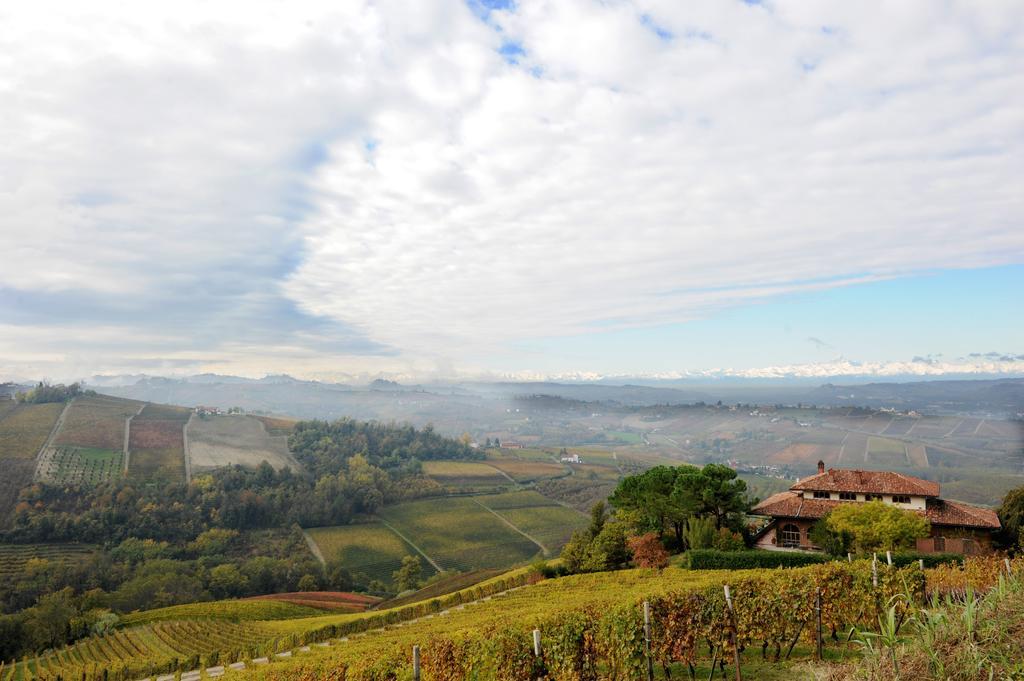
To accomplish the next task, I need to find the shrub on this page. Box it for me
[685,549,829,570]
[627,532,669,569]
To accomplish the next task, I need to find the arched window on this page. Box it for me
[780,523,801,548]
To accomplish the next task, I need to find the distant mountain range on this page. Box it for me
[84,373,1024,419]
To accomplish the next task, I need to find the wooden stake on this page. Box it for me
[532,629,542,657]
[814,590,823,661]
[919,559,925,570]
[1005,558,1013,576]
[723,586,742,681]
[847,552,852,563]
[872,555,878,588]
[886,551,893,566]
[412,645,420,681]
[643,601,654,681]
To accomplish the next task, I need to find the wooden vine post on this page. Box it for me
[919,559,925,570]
[886,551,893,566]
[643,601,654,681]
[814,590,823,661]
[723,585,742,681]
[872,554,878,588]
[1005,558,1013,576]
[412,645,421,681]
[532,629,542,657]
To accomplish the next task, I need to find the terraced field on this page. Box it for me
[305,523,434,583]
[128,403,189,483]
[377,497,540,572]
[0,543,98,580]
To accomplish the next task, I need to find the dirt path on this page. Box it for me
[471,497,549,556]
[943,419,964,438]
[302,530,326,567]
[32,399,73,481]
[123,403,145,473]
[973,418,986,436]
[182,412,194,483]
[377,518,444,573]
[836,432,850,464]
[485,463,516,484]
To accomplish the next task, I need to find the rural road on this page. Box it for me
[124,403,145,473]
[182,412,194,483]
[32,399,73,481]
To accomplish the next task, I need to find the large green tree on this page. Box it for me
[824,500,930,553]
[609,466,692,546]
[672,463,752,533]
[996,486,1024,552]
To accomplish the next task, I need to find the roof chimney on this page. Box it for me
[817,460,825,474]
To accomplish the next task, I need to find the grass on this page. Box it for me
[39,446,124,485]
[0,402,63,460]
[305,522,433,583]
[377,497,541,572]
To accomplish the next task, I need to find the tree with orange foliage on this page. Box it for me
[628,532,670,569]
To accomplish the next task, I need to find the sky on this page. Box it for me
[1,0,1022,383]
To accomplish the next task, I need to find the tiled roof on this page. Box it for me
[790,469,940,497]
[750,491,1000,530]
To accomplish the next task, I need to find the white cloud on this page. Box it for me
[0,0,1022,378]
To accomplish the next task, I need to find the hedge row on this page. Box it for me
[685,549,829,569]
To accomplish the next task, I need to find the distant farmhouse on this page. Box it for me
[752,461,1001,554]
[560,453,581,464]
[501,440,524,450]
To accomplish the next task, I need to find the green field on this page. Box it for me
[0,402,63,460]
[377,497,540,572]
[476,492,589,552]
[485,459,567,482]
[867,436,908,466]
[305,522,433,583]
[38,446,124,485]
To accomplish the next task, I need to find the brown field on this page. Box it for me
[55,395,140,451]
[255,416,298,436]
[0,402,64,460]
[128,404,188,483]
[768,442,840,466]
[188,415,298,472]
[129,419,183,449]
[486,459,567,482]
[245,591,380,612]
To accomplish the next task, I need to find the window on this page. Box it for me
[780,523,801,548]
[893,495,911,504]
[813,491,831,499]
[866,494,884,501]
[934,536,945,551]
[839,492,857,501]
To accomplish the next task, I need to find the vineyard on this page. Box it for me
[53,395,140,452]
[377,497,541,572]
[0,543,98,580]
[0,403,64,460]
[36,446,124,485]
[421,461,511,490]
[128,404,189,483]
[245,592,382,613]
[119,600,328,627]
[305,523,436,584]
[0,619,278,680]
[5,557,1022,680]
[475,491,588,552]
